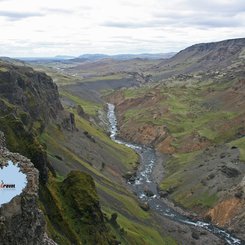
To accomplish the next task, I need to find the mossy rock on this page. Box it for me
[0,113,48,182]
[61,171,102,224]
[60,171,116,245]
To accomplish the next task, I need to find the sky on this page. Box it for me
[0,0,244,57]
[0,161,27,206]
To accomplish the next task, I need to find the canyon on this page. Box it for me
[0,38,244,244]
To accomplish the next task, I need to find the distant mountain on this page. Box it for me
[55,55,75,59]
[18,56,75,62]
[14,53,176,63]
[111,53,176,60]
[77,52,176,61]
[78,54,110,60]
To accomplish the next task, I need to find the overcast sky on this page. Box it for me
[0,0,244,57]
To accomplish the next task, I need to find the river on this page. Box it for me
[107,103,244,245]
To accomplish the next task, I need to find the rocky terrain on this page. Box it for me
[0,131,56,245]
[0,60,64,183]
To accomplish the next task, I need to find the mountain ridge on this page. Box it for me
[151,37,245,80]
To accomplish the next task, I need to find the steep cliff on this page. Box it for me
[0,61,64,183]
[39,171,118,245]
[0,132,56,245]
[0,60,123,244]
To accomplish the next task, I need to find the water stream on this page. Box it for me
[107,103,244,245]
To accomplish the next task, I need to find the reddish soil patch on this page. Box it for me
[178,133,210,153]
[156,136,176,154]
[206,198,242,226]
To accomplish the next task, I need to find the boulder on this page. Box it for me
[144,187,154,197]
[159,191,168,198]
[139,202,150,211]
[122,171,136,181]
[221,166,241,178]
[77,105,85,117]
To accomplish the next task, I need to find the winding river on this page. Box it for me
[107,103,244,245]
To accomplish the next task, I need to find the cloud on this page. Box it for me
[41,8,74,15]
[184,0,245,14]
[102,18,176,29]
[102,21,148,28]
[0,10,44,21]
[0,0,244,56]
[102,15,243,29]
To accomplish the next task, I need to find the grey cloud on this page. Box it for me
[152,8,244,28]
[101,19,175,28]
[193,17,241,28]
[41,8,74,14]
[183,0,245,14]
[0,10,44,21]
[102,21,144,28]
[102,17,239,29]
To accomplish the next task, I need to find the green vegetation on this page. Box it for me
[40,172,177,245]
[40,125,108,178]
[102,207,177,245]
[117,80,244,212]
[174,189,218,209]
[39,137,177,244]
[0,101,48,182]
[160,151,219,209]
[79,74,124,83]
[39,113,177,244]
[229,137,245,162]
[40,172,116,245]
[96,182,149,220]
[122,85,240,146]
[123,86,152,99]
[160,151,200,191]
[60,90,102,116]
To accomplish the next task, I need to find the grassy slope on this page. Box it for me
[114,79,244,210]
[40,127,176,245]
[39,89,176,244]
[229,137,245,161]
[60,90,102,116]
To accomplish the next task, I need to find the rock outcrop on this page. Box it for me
[0,61,63,124]
[0,132,56,245]
[0,61,64,183]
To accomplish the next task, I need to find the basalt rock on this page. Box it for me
[0,132,56,245]
[221,165,241,178]
[0,61,64,183]
[61,112,76,131]
[77,104,85,117]
[0,61,63,124]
